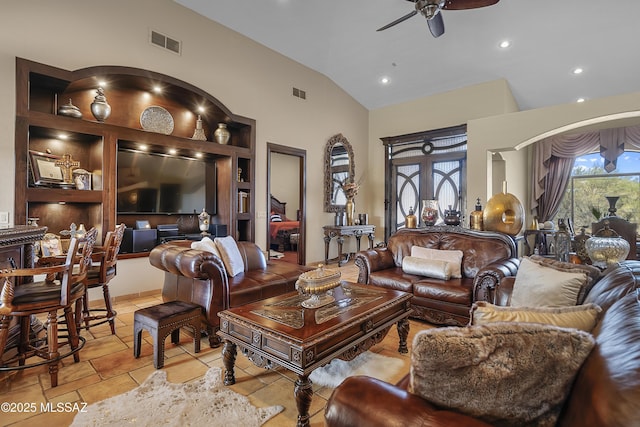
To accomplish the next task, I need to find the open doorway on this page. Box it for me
[267,143,306,265]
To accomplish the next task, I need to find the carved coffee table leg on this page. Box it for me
[397,318,409,354]
[294,374,313,427]
[222,340,237,385]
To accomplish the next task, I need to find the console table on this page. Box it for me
[323,225,375,266]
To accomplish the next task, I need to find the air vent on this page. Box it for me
[292,87,306,100]
[150,30,181,55]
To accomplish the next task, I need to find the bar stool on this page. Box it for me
[80,224,126,334]
[0,229,97,387]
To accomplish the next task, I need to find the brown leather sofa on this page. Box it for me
[149,240,311,347]
[354,226,518,326]
[325,260,640,427]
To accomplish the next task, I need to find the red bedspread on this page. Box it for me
[269,221,299,238]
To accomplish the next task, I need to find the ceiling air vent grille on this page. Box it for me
[150,30,181,55]
[292,87,306,100]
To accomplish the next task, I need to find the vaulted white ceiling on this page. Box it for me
[176,0,640,111]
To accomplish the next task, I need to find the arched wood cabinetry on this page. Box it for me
[14,58,255,247]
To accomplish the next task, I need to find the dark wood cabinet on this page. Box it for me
[14,58,255,244]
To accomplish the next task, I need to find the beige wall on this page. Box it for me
[467,91,640,220]
[0,0,369,273]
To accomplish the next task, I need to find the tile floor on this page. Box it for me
[0,261,430,426]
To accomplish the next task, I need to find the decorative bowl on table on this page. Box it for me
[295,264,342,309]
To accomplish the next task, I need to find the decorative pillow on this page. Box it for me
[410,246,463,279]
[190,237,220,258]
[270,213,282,222]
[527,255,601,304]
[470,301,602,332]
[214,236,245,277]
[511,257,588,307]
[409,323,596,427]
[402,256,452,280]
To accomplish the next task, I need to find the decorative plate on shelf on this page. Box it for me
[140,106,174,135]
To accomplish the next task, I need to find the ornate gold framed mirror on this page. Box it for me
[324,133,355,212]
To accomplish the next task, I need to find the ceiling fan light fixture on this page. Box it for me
[417,0,445,19]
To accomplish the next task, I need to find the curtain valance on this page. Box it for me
[531,124,640,215]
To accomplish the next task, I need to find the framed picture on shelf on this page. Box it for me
[72,168,92,190]
[29,150,64,186]
[40,233,63,257]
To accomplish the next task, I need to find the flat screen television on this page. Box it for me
[117,148,214,215]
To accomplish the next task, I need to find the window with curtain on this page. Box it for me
[553,151,640,231]
[531,124,640,222]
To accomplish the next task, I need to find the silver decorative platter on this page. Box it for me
[140,106,174,135]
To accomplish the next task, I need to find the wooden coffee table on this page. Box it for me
[217,282,412,427]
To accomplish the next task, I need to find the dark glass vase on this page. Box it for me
[606,196,619,216]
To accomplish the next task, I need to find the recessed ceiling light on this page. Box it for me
[195,152,203,158]
[139,144,148,151]
[380,77,390,85]
[576,97,586,103]
[499,40,510,48]
[168,148,177,155]
[573,67,584,75]
[153,85,163,93]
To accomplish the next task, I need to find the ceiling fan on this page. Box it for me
[377,0,500,38]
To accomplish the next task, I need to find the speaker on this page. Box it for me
[121,228,158,253]
[208,224,228,237]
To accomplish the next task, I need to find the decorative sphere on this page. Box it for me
[482,191,524,236]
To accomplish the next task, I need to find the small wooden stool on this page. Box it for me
[133,301,202,369]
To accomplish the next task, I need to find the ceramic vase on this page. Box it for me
[91,87,111,122]
[214,123,230,144]
[58,98,82,118]
[345,198,355,226]
[606,196,619,216]
[421,199,439,226]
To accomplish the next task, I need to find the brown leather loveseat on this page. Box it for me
[149,240,311,347]
[355,226,518,326]
[325,260,640,427]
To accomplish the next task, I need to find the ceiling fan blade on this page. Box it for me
[427,12,445,38]
[377,10,418,31]
[443,0,499,10]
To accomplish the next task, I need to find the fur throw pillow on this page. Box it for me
[409,323,595,427]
